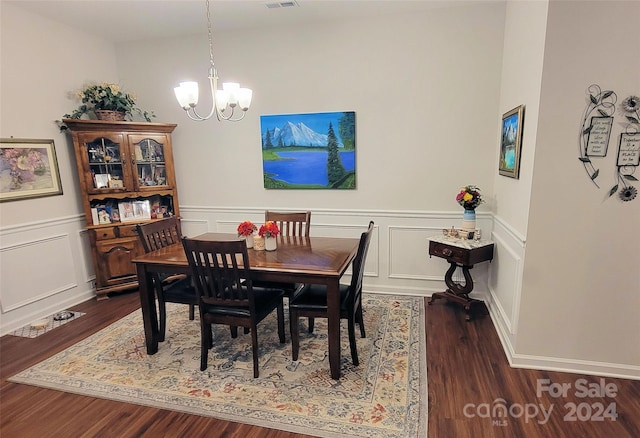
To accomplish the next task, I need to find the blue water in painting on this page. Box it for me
[263,150,355,186]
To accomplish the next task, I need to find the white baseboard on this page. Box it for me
[485,291,640,381]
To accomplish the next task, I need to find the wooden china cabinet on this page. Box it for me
[63,119,180,299]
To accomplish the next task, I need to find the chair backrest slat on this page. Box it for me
[349,221,374,305]
[136,217,183,253]
[265,211,311,237]
[183,238,253,309]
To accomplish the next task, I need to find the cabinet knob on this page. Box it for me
[442,248,453,257]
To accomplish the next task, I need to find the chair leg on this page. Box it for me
[200,322,209,371]
[230,326,238,338]
[357,305,366,338]
[277,302,285,343]
[348,316,359,366]
[290,310,300,361]
[308,317,315,333]
[158,299,167,343]
[251,324,259,378]
[189,304,195,321]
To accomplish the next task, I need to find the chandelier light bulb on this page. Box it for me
[223,82,239,108]
[174,81,199,109]
[238,88,253,111]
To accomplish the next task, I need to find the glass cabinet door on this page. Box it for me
[131,136,169,190]
[83,135,127,192]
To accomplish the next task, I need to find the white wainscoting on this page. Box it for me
[0,215,95,335]
[179,206,495,298]
[2,207,634,378]
[483,215,526,362]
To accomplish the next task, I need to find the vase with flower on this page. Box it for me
[259,221,280,251]
[237,220,257,248]
[456,185,484,231]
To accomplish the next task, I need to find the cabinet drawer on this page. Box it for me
[118,224,140,238]
[429,241,468,264]
[429,240,494,266]
[94,227,117,240]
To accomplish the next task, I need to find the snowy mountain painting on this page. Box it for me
[260,111,356,189]
[499,105,524,179]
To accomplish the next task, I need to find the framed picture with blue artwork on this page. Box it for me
[260,111,356,189]
[499,105,525,179]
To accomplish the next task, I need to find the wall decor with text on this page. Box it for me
[578,84,638,202]
[612,94,639,202]
[578,84,617,188]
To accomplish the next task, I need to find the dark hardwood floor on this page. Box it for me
[1,292,639,437]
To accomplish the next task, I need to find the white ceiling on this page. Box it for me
[6,0,495,43]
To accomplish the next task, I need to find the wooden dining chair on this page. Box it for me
[136,217,197,342]
[265,210,311,237]
[182,237,286,378]
[254,211,312,297]
[289,221,374,366]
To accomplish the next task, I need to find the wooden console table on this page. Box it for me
[428,235,494,320]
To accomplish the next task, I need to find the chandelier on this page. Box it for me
[173,0,252,121]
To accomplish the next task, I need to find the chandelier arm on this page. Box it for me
[183,70,221,121]
[202,70,223,121]
[184,110,206,121]
[223,109,246,121]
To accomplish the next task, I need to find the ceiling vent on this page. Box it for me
[265,1,298,9]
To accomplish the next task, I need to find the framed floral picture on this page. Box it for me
[499,105,525,179]
[0,138,63,202]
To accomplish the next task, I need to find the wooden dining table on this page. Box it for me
[132,232,360,380]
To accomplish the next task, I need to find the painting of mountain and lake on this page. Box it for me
[260,111,356,189]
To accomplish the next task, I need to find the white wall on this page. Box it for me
[115,4,505,212]
[0,2,119,225]
[0,3,118,332]
[507,0,639,378]
[486,0,548,362]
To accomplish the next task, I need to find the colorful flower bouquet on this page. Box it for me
[456,185,484,210]
[0,148,49,190]
[258,221,280,238]
[237,220,257,237]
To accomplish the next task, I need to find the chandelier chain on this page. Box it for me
[206,0,215,70]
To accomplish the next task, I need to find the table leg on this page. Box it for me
[327,280,341,380]
[137,263,159,354]
[444,262,473,295]
[428,261,482,321]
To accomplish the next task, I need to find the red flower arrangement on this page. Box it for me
[237,220,257,237]
[258,221,280,238]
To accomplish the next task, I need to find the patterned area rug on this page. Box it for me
[9,294,426,437]
[9,310,85,338]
